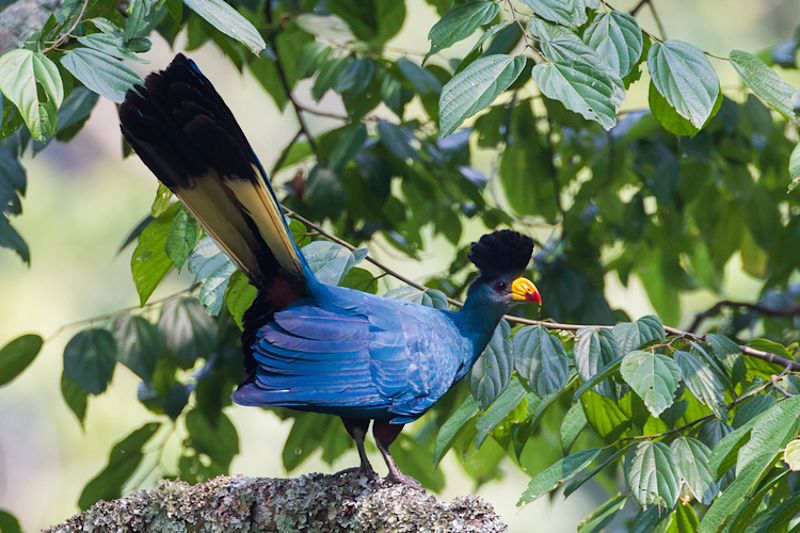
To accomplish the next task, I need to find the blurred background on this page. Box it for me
[0,0,798,530]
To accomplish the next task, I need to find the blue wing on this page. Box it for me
[232,286,470,423]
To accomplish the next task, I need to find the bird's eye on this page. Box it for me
[494,281,507,292]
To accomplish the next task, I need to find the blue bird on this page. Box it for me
[119,54,541,486]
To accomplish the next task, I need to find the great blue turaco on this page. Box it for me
[119,54,541,487]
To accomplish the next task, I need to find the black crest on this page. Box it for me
[468,230,534,278]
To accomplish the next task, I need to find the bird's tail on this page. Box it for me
[119,54,308,290]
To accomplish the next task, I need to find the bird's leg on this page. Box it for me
[337,417,377,478]
[373,420,423,490]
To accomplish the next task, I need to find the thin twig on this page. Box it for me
[629,0,649,15]
[269,128,303,178]
[647,0,667,41]
[688,299,800,333]
[42,0,89,54]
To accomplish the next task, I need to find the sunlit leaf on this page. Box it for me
[426,1,499,61]
[61,47,142,103]
[625,440,681,508]
[0,50,63,140]
[184,0,266,54]
[671,437,718,504]
[583,11,643,77]
[674,350,726,420]
[730,49,798,122]
[620,350,682,417]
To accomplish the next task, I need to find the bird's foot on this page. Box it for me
[384,471,424,491]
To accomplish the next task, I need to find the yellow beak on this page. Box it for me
[511,277,542,304]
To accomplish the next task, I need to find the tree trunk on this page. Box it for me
[44,473,508,532]
[0,0,61,54]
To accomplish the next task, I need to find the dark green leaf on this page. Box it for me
[339,267,378,294]
[470,320,513,409]
[647,40,720,127]
[0,215,29,263]
[670,436,717,504]
[577,493,627,533]
[327,0,405,45]
[475,378,525,448]
[513,326,569,396]
[185,408,238,467]
[439,54,526,137]
[0,333,42,386]
[560,401,587,453]
[434,394,479,466]
[390,433,445,491]
[112,315,161,381]
[158,297,216,368]
[63,329,117,395]
[563,445,631,498]
[426,1,499,60]
[518,448,601,505]
[78,422,161,510]
[61,371,88,427]
[184,0,266,53]
[674,350,726,420]
[574,327,621,398]
[581,390,631,442]
[60,48,142,103]
[625,440,681,509]
[302,241,366,286]
[736,395,800,474]
[0,510,22,533]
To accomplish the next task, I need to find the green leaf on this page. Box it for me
[63,329,117,395]
[184,0,266,54]
[185,408,238,467]
[433,394,479,466]
[282,413,330,471]
[77,33,147,63]
[60,48,142,103]
[426,1,499,60]
[384,286,450,309]
[0,49,63,140]
[670,437,717,504]
[439,54,526,137]
[166,209,200,269]
[583,11,643,77]
[574,327,621,398]
[150,184,172,217]
[0,215,29,263]
[708,417,757,478]
[531,60,618,130]
[745,494,800,533]
[513,326,569,396]
[698,452,777,533]
[784,438,800,470]
[521,0,588,28]
[112,315,161,381]
[706,333,744,385]
[613,315,666,352]
[581,390,631,442]
[470,320,513,409]
[730,49,798,122]
[0,333,43,386]
[563,445,631,498]
[736,395,800,475]
[390,434,445,491]
[573,354,623,401]
[158,297,216,368]
[78,422,161,510]
[560,401,587,453]
[625,440,681,509]
[647,40,720,128]
[339,267,378,294]
[301,241,366,286]
[131,203,178,305]
[224,271,257,330]
[789,142,800,192]
[0,510,22,533]
[188,237,237,316]
[61,371,88,427]
[474,378,525,448]
[577,493,627,533]
[327,0,405,45]
[674,350,726,419]
[620,350,682,417]
[517,448,601,505]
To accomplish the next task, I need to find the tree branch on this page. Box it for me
[688,299,800,334]
[282,207,800,372]
[45,474,507,532]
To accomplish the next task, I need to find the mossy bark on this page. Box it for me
[45,473,508,532]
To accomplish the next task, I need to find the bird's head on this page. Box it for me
[467,229,541,308]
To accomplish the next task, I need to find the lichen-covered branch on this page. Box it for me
[0,0,61,54]
[44,473,508,532]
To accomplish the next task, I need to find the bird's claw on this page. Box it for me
[335,465,378,480]
[385,471,424,490]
